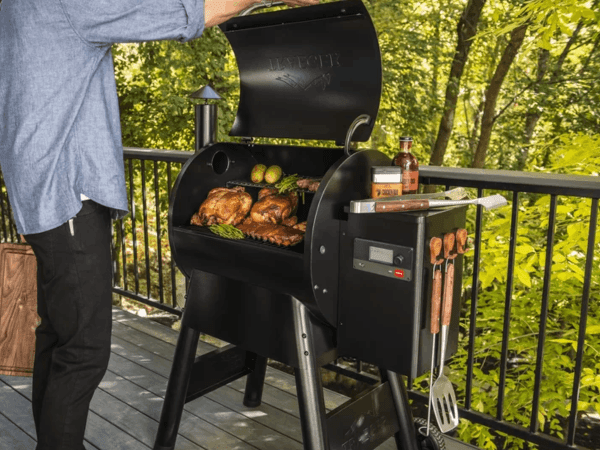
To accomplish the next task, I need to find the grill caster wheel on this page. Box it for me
[414,417,446,450]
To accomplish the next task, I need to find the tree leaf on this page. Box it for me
[587,325,600,335]
[515,266,532,287]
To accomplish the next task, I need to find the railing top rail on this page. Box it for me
[123,147,192,163]
[420,165,600,198]
[122,148,600,198]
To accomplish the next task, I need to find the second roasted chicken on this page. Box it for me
[250,188,299,225]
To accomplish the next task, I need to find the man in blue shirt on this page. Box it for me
[0,0,318,448]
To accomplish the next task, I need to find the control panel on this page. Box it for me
[352,238,413,281]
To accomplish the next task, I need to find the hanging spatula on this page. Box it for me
[350,194,507,214]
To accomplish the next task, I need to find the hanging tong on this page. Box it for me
[423,237,444,437]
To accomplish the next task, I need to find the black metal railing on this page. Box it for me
[0,149,597,450]
[112,148,191,315]
[414,167,600,450]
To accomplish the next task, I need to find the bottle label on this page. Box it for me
[402,171,419,193]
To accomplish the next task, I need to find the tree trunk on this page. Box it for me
[429,0,487,166]
[468,95,485,157]
[515,48,549,170]
[516,19,587,170]
[471,23,529,169]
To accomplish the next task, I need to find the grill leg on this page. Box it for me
[292,297,329,450]
[243,354,268,407]
[153,323,200,450]
[381,369,419,450]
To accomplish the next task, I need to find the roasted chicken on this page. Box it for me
[250,188,298,224]
[190,186,252,226]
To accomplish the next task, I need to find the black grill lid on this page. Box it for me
[219,0,382,143]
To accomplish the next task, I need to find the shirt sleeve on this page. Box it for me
[60,0,205,46]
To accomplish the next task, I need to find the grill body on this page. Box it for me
[156,2,469,450]
[169,143,390,327]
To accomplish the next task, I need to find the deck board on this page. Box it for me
[0,411,37,450]
[0,307,477,450]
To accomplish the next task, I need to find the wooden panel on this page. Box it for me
[0,244,38,377]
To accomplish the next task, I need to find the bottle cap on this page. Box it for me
[399,136,413,142]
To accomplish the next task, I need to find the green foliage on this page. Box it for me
[488,0,598,50]
[113,27,236,150]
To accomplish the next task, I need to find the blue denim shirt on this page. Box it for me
[0,0,205,234]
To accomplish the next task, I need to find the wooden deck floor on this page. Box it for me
[1,307,477,450]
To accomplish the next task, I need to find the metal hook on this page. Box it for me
[344,114,371,156]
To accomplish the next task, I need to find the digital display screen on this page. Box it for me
[369,246,393,265]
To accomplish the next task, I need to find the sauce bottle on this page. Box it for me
[393,136,419,194]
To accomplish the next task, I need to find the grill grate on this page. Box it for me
[180,225,303,252]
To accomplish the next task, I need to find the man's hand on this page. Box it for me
[205,0,320,28]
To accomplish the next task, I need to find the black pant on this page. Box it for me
[24,201,113,450]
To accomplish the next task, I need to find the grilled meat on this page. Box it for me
[297,178,321,192]
[237,221,304,246]
[191,186,252,226]
[282,216,298,227]
[250,190,298,224]
[292,221,307,232]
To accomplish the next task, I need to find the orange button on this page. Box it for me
[394,269,404,278]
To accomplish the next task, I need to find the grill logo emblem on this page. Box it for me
[269,53,340,91]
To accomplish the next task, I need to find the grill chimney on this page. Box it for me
[190,85,222,152]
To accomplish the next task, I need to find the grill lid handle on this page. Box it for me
[344,114,371,156]
[240,1,283,17]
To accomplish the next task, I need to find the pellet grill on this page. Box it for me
[154,2,467,450]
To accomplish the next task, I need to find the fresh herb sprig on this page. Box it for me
[209,224,245,240]
[275,174,300,194]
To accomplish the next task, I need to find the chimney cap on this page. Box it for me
[190,85,222,101]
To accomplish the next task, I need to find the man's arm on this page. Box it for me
[62,0,320,46]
